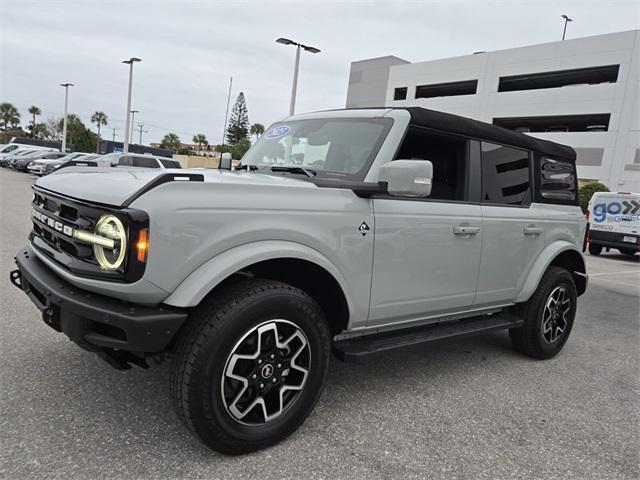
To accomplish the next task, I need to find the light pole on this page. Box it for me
[111,127,118,142]
[122,57,141,152]
[137,124,148,144]
[561,15,573,41]
[129,110,139,145]
[60,83,73,153]
[276,38,320,116]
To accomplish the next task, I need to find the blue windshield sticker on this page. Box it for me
[265,125,290,139]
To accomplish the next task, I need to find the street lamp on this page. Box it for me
[561,15,573,41]
[60,83,74,153]
[129,110,139,145]
[122,57,141,152]
[276,37,320,115]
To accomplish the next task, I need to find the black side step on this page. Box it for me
[333,313,523,362]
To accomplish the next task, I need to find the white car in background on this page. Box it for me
[28,152,97,175]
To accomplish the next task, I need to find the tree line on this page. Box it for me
[1,98,265,158]
[158,92,264,159]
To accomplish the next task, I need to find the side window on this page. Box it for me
[117,155,133,166]
[481,142,531,206]
[395,127,468,201]
[131,156,160,168]
[538,156,577,203]
[160,159,181,168]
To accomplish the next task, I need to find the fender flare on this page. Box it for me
[515,240,584,303]
[162,240,354,312]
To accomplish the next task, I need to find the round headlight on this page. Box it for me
[93,215,127,270]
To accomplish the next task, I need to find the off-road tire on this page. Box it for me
[588,243,603,255]
[170,278,330,455]
[509,266,577,359]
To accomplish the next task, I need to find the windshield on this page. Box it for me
[241,118,392,180]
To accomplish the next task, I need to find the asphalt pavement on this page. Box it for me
[1,167,638,480]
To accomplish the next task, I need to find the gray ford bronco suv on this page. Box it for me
[11,107,587,454]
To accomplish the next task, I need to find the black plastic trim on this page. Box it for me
[121,173,205,207]
[13,246,187,353]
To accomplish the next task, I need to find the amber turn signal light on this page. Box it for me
[136,228,149,262]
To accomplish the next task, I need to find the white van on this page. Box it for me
[588,191,640,256]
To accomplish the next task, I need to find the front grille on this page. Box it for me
[30,187,149,283]
[31,188,123,281]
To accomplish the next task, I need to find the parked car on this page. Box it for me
[33,153,99,175]
[587,191,639,256]
[10,107,587,454]
[0,143,56,158]
[95,152,181,169]
[1,149,44,167]
[14,151,67,172]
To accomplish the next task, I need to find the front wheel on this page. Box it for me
[509,266,577,359]
[170,278,330,454]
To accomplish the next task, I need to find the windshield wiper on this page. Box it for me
[269,166,316,178]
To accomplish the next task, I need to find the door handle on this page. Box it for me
[523,225,544,236]
[453,225,480,236]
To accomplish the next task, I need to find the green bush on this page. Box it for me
[579,182,609,213]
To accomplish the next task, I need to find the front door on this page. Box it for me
[368,199,483,327]
[367,127,483,328]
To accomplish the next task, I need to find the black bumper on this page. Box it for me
[589,230,639,252]
[11,246,187,356]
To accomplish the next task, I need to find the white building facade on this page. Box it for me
[346,30,640,192]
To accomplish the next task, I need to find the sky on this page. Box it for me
[1,0,639,146]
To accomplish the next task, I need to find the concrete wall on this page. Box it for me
[346,56,409,108]
[346,30,640,192]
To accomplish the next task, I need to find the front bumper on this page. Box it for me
[11,246,187,363]
[27,165,44,175]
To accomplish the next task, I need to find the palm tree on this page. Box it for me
[250,123,265,141]
[160,132,181,152]
[192,133,208,155]
[28,106,41,137]
[91,111,108,139]
[0,102,21,131]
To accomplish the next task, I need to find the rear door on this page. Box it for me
[475,142,546,305]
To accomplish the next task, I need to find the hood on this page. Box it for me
[34,167,316,207]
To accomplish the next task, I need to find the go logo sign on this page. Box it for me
[593,200,640,223]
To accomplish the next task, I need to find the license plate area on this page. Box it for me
[623,236,637,243]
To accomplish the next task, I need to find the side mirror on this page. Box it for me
[219,152,232,170]
[378,160,432,197]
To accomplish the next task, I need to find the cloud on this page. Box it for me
[1,0,638,144]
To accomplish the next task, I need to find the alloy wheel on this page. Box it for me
[220,319,311,425]
[541,286,571,344]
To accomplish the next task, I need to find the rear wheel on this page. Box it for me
[619,248,637,256]
[509,266,577,359]
[170,278,330,454]
[588,243,602,255]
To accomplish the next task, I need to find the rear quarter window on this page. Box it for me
[536,155,578,205]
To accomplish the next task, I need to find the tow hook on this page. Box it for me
[9,269,22,290]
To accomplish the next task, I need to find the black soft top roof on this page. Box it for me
[396,107,576,162]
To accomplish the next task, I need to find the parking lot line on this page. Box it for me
[588,269,639,277]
